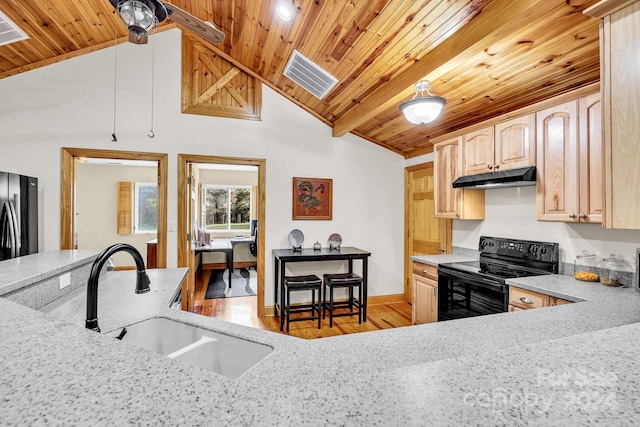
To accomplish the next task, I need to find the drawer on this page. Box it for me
[509,286,549,309]
[550,296,572,306]
[413,262,438,280]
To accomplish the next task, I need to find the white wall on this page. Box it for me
[0,29,405,303]
[452,186,640,268]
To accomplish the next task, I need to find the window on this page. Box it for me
[202,185,252,232]
[134,182,158,233]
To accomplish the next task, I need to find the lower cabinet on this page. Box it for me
[412,262,438,324]
[509,286,572,311]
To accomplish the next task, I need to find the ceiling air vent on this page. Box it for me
[283,50,338,100]
[0,10,28,47]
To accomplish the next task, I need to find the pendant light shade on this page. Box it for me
[399,81,446,125]
[118,0,158,31]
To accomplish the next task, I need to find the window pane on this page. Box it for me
[205,188,228,230]
[230,188,251,231]
[137,185,158,232]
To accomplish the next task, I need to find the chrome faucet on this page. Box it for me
[85,243,151,332]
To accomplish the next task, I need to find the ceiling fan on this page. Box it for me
[108,0,225,45]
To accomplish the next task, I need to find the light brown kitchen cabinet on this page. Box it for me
[585,0,640,229]
[463,116,535,176]
[509,286,573,311]
[536,94,602,223]
[463,127,495,176]
[433,137,485,220]
[412,262,438,324]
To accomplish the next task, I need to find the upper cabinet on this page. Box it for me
[536,94,602,223]
[463,115,535,176]
[585,0,640,229]
[433,137,485,220]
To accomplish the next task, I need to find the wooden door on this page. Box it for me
[578,93,603,224]
[434,137,462,218]
[183,163,195,311]
[405,163,450,302]
[412,274,438,324]
[536,100,579,222]
[495,114,535,171]
[463,127,495,176]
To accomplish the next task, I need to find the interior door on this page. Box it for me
[405,163,451,302]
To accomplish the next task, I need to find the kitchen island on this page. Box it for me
[2,252,640,425]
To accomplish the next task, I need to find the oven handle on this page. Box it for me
[438,267,506,292]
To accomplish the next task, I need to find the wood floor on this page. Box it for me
[192,268,413,339]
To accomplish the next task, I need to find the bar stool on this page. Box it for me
[282,275,322,332]
[322,273,363,327]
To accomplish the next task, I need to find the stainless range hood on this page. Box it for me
[452,166,537,189]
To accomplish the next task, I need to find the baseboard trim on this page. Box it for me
[264,294,407,317]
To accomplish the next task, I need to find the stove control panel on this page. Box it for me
[479,236,559,263]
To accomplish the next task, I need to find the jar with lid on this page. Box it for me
[600,254,628,287]
[574,251,600,282]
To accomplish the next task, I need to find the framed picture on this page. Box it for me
[292,177,332,220]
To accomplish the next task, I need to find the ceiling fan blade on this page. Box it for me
[163,3,225,45]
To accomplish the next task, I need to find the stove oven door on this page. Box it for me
[437,266,508,321]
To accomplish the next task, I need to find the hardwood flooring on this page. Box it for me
[192,268,413,339]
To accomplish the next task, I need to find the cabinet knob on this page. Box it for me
[520,297,533,305]
[438,248,445,253]
[568,213,576,219]
[578,213,586,219]
[487,164,493,170]
[493,164,500,170]
[456,212,460,217]
[421,269,427,273]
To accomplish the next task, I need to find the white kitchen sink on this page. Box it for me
[109,317,273,379]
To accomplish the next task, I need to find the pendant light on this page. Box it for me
[399,80,446,125]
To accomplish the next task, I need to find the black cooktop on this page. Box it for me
[439,260,552,281]
[439,236,559,282]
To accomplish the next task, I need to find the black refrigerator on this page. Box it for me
[0,171,38,261]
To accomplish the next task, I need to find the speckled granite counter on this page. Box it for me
[2,253,640,425]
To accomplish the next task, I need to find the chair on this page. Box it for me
[282,275,322,332]
[322,273,363,327]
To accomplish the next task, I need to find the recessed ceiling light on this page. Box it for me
[275,1,294,22]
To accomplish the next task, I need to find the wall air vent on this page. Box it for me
[0,10,29,47]
[283,50,338,100]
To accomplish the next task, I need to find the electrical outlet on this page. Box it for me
[59,273,71,290]
[168,220,176,232]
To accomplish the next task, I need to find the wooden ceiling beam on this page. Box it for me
[331,0,563,137]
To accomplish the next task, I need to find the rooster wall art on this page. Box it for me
[292,178,333,220]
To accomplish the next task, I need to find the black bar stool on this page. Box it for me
[282,275,322,332]
[322,273,363,327]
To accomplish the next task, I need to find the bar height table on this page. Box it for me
[272,246,371,331]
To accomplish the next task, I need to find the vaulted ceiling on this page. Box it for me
[0,0,601,157]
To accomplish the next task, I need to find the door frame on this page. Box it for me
[177,154,266,317]
[60,147,168,267]
[404,161,452,302]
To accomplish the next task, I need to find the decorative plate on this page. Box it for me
[328,233,342,249]
[288,229,304,249]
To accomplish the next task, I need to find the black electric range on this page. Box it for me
[437,236,559,321]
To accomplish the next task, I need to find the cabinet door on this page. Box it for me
[536,100,579,222]
[434,137,462,218]
[578,93,603,224]
[495,114,535,171]
[463,127,495,176]
[412,274,437,324]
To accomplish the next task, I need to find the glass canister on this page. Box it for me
[600,254,628,287]
[574,251,600,282]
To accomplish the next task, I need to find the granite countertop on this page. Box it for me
[410,253,477,265]
[2,253,640,425]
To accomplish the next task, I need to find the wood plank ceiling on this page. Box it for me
[0,0,601,158]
